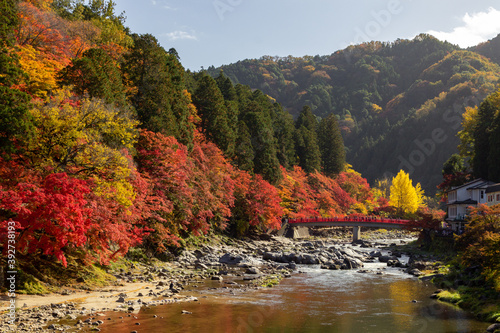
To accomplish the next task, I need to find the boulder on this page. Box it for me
[379,255,397,263]
[245,267,261,275]
[486,323,500,332]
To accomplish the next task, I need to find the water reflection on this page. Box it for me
[96,266,486,333]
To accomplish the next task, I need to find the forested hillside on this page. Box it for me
[0,0,390,278]
[207,34,500,193]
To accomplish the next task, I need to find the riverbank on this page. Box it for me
[386,236,500,329]
[1,229,419,332]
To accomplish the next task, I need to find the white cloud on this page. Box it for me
[164,31,198,41]
[151,0,174,10]
[427,7,500,47]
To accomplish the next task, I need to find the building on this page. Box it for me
[486,183,500,206]
[446,179,493,232]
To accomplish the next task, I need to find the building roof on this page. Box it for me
[448,179,491,193]
[467,181,495,190]
[486,183,500,194]
[447,199,478,206]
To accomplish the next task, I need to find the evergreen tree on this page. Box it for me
[0,0,33,154]
[59,48,127,106]
[215,70,237,101]
[294,106,321,173]
[234,120,254,172]
[272,103,296,169]
[240,100,282,184]
[487,114,500,182]
[318,113,345,175]
[193,74,235,156]
[472,98,497,179]
[123,34,195,146]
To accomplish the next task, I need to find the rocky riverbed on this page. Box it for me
[0,230,426,332]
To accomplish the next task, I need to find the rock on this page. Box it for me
[379,255,397,263]
[116,297,126,303]
[211,275,223,281]
[195,263,209,270]
[181,310,192,315]
[408,268,423,277]
[369,250,382,258]
[344,258,363,269]
[219,253,245,265]
[245,267,261,274]
[412,261,430,270]
[486,323,500,332]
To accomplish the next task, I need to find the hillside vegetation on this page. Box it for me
[0,0,393,287]
[208,34,500,193]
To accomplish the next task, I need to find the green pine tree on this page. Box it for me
[271,103,296,168]
[234,120,254,172]
[294,106,321,173]
[240,100,282,184]
[318,113,345,175]
[59,48,127,106]
[472,98,497,179]
[193,74,235,156]
[123,33,195,146]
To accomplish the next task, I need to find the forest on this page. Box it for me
[2,1,500,305]
[0,0,393,274]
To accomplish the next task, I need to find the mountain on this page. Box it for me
[207,34,500,194]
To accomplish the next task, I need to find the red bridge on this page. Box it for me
[279,216,411,240]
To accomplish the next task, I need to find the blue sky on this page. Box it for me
[113,0,500,71]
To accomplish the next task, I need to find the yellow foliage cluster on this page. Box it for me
[389,170,424,214]
[16,45,62,98]
[28,88,140,207]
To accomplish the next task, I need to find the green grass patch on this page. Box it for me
[437,290,462,304]
[260,275,282,288]
[17,274,51,295]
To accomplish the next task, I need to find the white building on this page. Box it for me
[446,179,493,232]
[486,183,500,206]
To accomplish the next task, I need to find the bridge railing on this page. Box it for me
[287,216,409,225]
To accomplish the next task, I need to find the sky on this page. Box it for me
[112,0,500,71]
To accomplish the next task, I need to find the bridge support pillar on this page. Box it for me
[352,226,361,242]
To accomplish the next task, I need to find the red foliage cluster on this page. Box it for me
[278,166,376,219]
[135,130,284,250]
[0,158,145,266]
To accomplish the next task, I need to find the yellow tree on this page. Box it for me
[389,170,424,214]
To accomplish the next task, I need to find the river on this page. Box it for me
[94,259,487,333]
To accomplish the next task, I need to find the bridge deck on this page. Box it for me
[287,217,409,228]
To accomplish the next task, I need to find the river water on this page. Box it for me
[95,259,487,333]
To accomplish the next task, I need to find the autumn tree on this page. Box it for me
[454,204,500,290]
[389,169,424,215]
[231,171,283,236]
[0,0,33,153]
